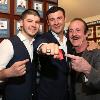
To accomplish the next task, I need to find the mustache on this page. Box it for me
[70,35,79,40]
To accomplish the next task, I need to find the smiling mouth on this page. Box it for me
[54,25,60,28]
[54,27,59,29]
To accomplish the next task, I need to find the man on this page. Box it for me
[34,6,73,100]
[0,9,40,100]
[67,18,100,100]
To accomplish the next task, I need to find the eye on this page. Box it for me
[28,20,32,22]
[69,29,73,33]
[58,17,62,20]
[35,21,40,24]
[76,29,81,33]
[49,18,54,21]
[27,19,33,22]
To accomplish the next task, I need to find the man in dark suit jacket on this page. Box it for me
[67,18,100,100]
[34,6,73,100]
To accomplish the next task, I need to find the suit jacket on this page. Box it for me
[72,49,100,100]
[34,31,73,100]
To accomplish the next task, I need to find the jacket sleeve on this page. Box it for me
[33,34,49,51]
[84,49,100,90]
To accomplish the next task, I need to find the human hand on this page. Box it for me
[39,43,59,56]
[6,59,29,77]
[38,43,65,60]
[66,54,91,75]
[87,41,100,51]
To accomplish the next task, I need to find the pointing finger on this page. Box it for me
[66,54,79,60]
[17,59,29,66]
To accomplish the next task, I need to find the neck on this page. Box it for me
[58,32,64,42]
[22,31,33,42]
[74,41,88,53]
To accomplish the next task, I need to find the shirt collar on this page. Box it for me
[51,31,67,44]
[17,32,35,45]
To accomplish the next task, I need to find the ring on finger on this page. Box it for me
[46,49,51,53]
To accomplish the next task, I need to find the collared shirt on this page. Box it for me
[51,31,67,60]
[0,32,34,70]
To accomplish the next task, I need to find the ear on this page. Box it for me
[47,20,49,26]
[85,31,88,38]
[19,20,23,27]
[64,17,67,23]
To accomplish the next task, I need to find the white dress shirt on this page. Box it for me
[52,31,67,60]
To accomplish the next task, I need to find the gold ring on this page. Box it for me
[46,49,51,53]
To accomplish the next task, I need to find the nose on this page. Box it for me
[54,19,59,25]
[72,30,77,35]
[32,21,36,27]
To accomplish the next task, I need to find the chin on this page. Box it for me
[53,30,60,33]
[53,28,61,33]
[72,43,79,47]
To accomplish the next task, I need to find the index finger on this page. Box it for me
[65,54,78,60]
[18,59,29,66]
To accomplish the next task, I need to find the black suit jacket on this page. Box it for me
[34,31,73,100]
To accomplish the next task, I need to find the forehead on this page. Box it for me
[24,14,40,20]
[48,11,64,18]
[69,20,84,29]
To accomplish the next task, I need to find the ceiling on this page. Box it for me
[58,0,100,23]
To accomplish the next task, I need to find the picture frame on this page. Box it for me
[0,18,10,38]
[87,27,94,39]
[48,3,57,10]
[39,23,44,34]
[96,26,100,37]
[15,0,28,15]
[14,20,21,35]
[0,0,10,13]
[33,1,43,18]
[47,0,57,3]
[96,39,100,46]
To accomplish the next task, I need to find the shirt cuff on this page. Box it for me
[37,43,48,53]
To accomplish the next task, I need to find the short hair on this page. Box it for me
[46,6,65,19]
[20,9,40,20]
[69,18,88,33]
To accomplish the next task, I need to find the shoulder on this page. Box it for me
[92,49,100,58]
[83,49,100,60]
[90,49,100,56]
[0,39,12,47]
[35,32,52,41]
[9,35,19,41]
[0,39,14,57]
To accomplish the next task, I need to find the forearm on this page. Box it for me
[85,67,100,90]
[34,36,48,51]
[0,68,11,80]
[83,64,91,76]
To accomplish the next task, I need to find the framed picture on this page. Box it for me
[39,23,44,34]
[0,18,9,38]
[47,0,57,3]
[48,4,57,10]
[96,39,100,46]
[33,1,43,18]
[96,26,100,37]
[15,0,28,15]
[87,27,94,39]
[14,20,21,34]
[0,0,10,13]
